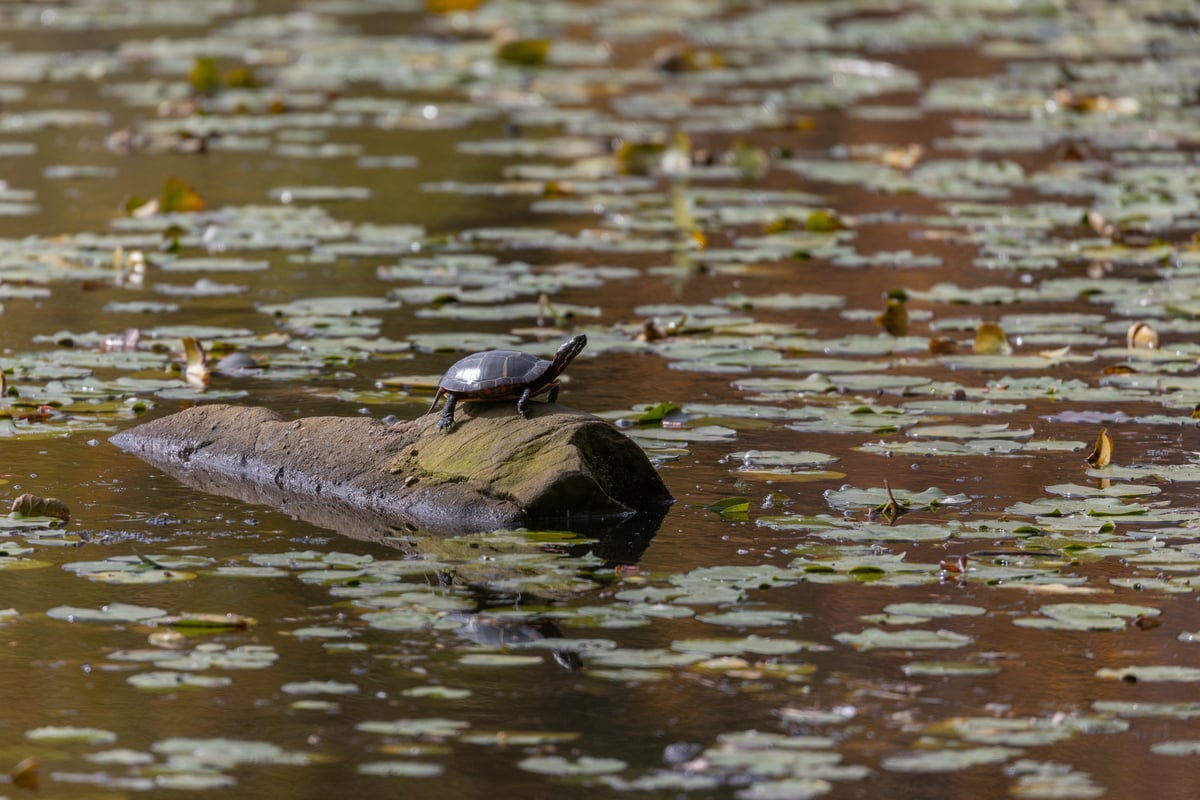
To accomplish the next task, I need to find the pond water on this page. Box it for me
[3,0,1200,797]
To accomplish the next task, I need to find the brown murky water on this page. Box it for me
[3,1,1200,798]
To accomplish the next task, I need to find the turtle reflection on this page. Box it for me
[450,613,583,672]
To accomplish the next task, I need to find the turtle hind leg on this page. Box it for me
[436,395,458,430]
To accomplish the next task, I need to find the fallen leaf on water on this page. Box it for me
[188,56,221,97]
[615,140,665,176]
[496,37,551,67]
[161,177,206,214]
[654,37,707,70]
[1126,321,1159,350]
[703,497,751,518]
[182,337,210,387]
[880,143,924,171]
[1085,428,1113,468]
[928,337,957,355]
[637,319,666,342]
[6,757,37,790]
[939,555,968,574]
[805,209,844,233]
[9,494,70,522]
[973,323,1012,355]
[224,66,258,89]
[876,298,909,336]
[426,0,485,12]
[1038,346,1071,359]
[728,140,769,181]
[1087,209,1117,238]
[636,402,681,426]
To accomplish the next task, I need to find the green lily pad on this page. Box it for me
[128,671,234,690]
[357,761,444,777]
[1096,665,1200,682]
[1014,603,1160,631]
[881,746,1019,773]
[883,603,987,619]
[901,661,1002,677]
[46,602,167,624]
[834,628,973,650]
[281,680,359,695]
[356,718,471,737]
[27,726,118,744]
[517,755,627,776]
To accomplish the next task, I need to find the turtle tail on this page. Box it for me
[425,388,445,416]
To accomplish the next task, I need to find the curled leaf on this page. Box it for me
[182,337,211,387]
[1126,321,1159,350]
[10,494,70,522]
[636,402,681,426]
[496,38,551,67]
[615,140,665,176]
[188,56,221,97]
[928,337,957,355]
[876,298,909,337]
[703,497,751,518]
[880,143,923,171]
[7,757,37,790]
[1085,428,1113,468]
[1038,345,1071,359]
[973,322,1012,355]
[161,177,205,214]
[805,209,844,232]
[224,66,258,89]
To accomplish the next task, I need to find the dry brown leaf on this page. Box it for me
[1126,321,1159,350]
[8,757,37,791]
[182,336,210,387]
[1020,583,1109,595]
[9,494,70,522]
[1038,345,1071,359]
[928,337,958,355]
[1085,428,1113,468]
[973,323,1012,355]
[876,298,909,337]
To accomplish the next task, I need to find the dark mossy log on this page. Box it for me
[111,403,672,537]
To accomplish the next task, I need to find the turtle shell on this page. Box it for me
[438,349,552,400]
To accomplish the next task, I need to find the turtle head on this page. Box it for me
[553,334,587,370]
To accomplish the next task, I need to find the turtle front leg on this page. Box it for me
[517,387,534,418]
[437,395,458,430]
[545,381,561,404]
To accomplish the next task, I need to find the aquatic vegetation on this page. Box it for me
[4,0,1200,797]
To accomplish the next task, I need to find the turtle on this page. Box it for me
[425,334,587,431]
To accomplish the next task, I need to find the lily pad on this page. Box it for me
[517,755,627,776]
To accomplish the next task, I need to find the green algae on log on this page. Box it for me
[110,404,672,536]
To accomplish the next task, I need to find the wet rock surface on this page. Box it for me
[110,403,672,537]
